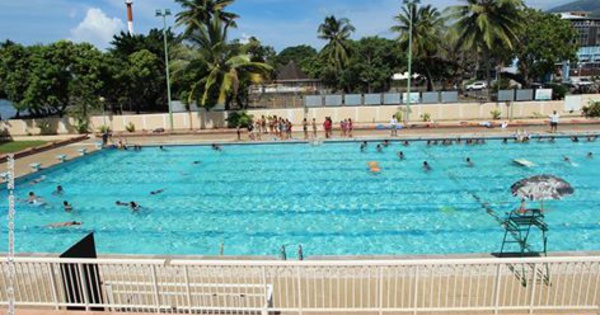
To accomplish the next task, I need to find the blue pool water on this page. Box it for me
[0,139,599,257]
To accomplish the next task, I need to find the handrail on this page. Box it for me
[2,255,599,266]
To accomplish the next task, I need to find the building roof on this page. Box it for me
[275,61,317,82]
[560,12,600,21]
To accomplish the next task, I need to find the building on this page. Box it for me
[560,12,600,75]
[251,61,320,95]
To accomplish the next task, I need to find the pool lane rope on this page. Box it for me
[419,147,503,222]
[7,154,15,315]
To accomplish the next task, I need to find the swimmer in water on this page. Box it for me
[30,175,46,185]
[192,160,201,164]
[46,221,82,228]
[52,185,64,195]
[360,141,367,152]
[115,201,129,207]
[382,140,390,147]
[63,201,73,212]
[397,151,405,160]
[564,156,572,164]
[587,152,593,158]
[423,161,432,172]
[150,189,165,195]
[376,144,383,153]
[466,157,474,167]
[130,201,141,211]
[403,140,410,146]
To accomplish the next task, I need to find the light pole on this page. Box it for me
[156,9,174,131]
[99,97,106,127]
[403,0,420,125]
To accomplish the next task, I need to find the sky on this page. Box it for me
[0,0,573,52]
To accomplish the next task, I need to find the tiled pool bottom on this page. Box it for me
[1,139,599,256]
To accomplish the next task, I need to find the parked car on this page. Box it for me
[574,78,594,89]
[465,81,487,91]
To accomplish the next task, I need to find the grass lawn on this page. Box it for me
[0,141,47,154]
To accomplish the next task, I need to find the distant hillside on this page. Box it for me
[548,0,600,18]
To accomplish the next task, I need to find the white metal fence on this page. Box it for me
[0,256,599,314]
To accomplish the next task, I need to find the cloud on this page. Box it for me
[70,8,124,50]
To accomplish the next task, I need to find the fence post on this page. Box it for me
[296,266,303,315]
[262,266,269,315]
[378,266,384,315]
[529,263,539,314]
[77,264,90,311]
[151,265,161,312]
[413,266,419,315]
[493,264,502,314]
[183,265,191,311]
[47,263,60,310]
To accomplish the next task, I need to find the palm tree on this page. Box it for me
[391,4,445,90]
[185,18,271,109]
[447,0,524,95]
[317,16,355,70]
[175,0,239,36]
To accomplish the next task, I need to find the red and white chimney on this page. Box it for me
[125,0,134,35]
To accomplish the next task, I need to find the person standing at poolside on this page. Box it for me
[347,118,353,138]
[302,118,309,140]
[390,115,398,137]
[323,118,330,139]
[549,111,559,133]
[312,118,317,138]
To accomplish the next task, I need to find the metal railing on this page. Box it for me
[0,256,599,314]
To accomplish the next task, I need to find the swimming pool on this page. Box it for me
[1,138,599,257]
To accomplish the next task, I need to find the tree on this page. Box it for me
[109,29,179,113]
[347,37,404,93]
[392,4,445,91]
[123,49,162,114]
[514,9,577,87]
[275,45,317,71]
[0,41,33,118]
[317,16,355,71]
[448,0,524,95]
[184,18,271,109]
[19,41,105,119]
[175,0,238,35]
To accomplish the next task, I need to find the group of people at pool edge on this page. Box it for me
[233,111,563,142]
[236,115,356,141]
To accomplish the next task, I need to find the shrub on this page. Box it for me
[491,109,502,120]
[546,83,568,100]
[98,125,110,133]
[75,120,90,134]
[394,111,403,122]
[36,119,56,135]
[226,111,254,128]
[582,100,600,118]
[125,122,135,133]
[421,113,431,122]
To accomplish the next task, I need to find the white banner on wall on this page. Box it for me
[535,89,552,101]
[402,92,420,104]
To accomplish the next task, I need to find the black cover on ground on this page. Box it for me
[59,232,104,311]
